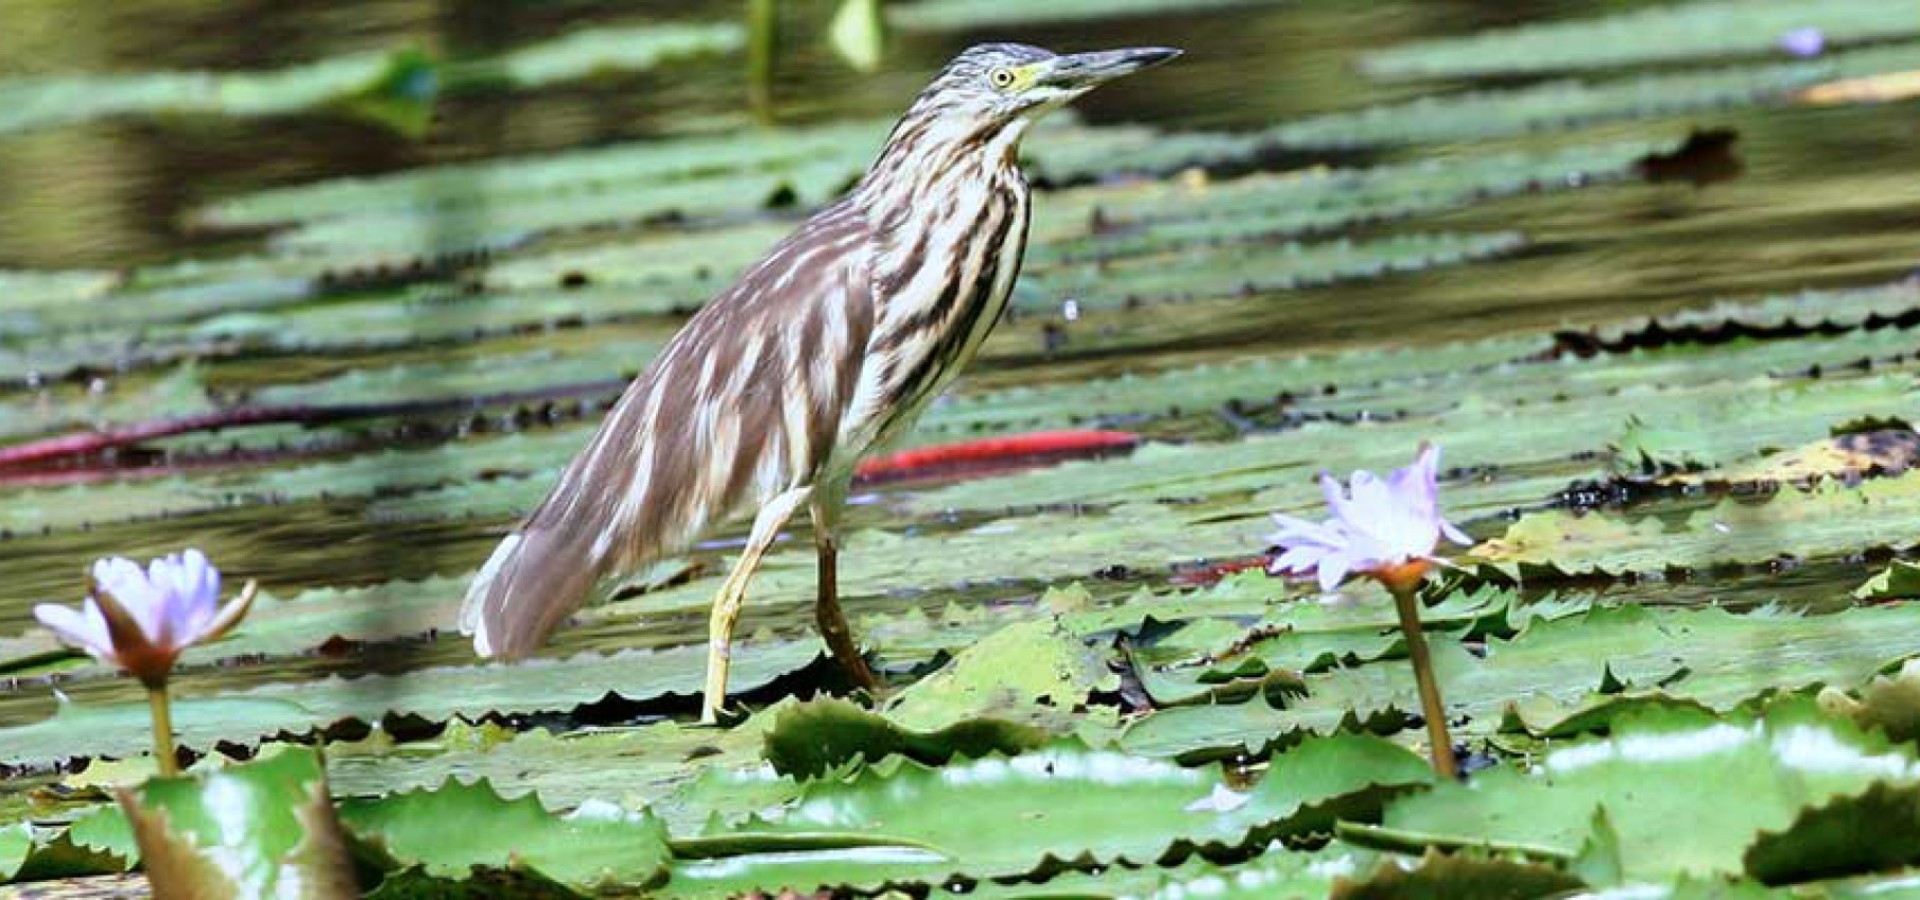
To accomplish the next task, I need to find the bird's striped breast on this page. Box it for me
[852,158,1030,453]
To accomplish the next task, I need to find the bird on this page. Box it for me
[460,42,1181,723]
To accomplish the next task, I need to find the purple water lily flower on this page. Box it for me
[1265,443,1471,591]
[34,549,255,688]
[1779,27,1825,58]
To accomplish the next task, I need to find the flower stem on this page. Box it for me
[1388,582,1457,778]
[147,685,178,777]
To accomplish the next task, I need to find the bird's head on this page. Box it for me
[909,43,1182,130]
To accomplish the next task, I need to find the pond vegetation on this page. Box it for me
[4,0,1920,895]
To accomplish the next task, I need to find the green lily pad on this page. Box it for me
[889,0,1279,30]
[339,778,671,891]
[0,807,135,886]
[1378,701,1920,882]
[1590,281,1920,346]
[1475,469,1920,578]
[326,708,778,835]
[1856,561,1920,601]
[0,639,821,769]
[1276,42,1920,148]
[1125,597,1920,760]
[952,844,1370,899]
[764,617,1121,777]
[1330,848,1584,900]
[1818,659,1920,745]
[0,49,429,137]
[761,697,1054,781]
[1364,0,1920,78]
[119,747,355,898]
[679,735,1430,895]
[1743,781,1920,885]
[885,617,1119,729]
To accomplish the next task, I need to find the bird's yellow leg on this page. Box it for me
[811,496,879,694]
[702,487,810,725]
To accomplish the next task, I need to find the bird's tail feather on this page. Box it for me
[459,513,612,660]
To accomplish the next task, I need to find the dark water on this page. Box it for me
[0,0,1916,719]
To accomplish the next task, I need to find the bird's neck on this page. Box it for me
[855,115,1032,220]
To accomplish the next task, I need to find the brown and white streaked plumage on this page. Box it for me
[461,43,1180,722]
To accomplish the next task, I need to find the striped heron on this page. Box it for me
[461,43,1181,723]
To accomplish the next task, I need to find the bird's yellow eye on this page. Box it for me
[988,66,1017,90]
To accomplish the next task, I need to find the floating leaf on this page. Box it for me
[441,23,743,91]
[955,844,1369,899]
[1330,848,1584,900]
[1743,781,1920,885]
[1856,561,1920,601]
[1818,659,1920,744]
[761,697,1054,781]
[1585,281,1920,347]
[118,748,355,898]
[1658,431,1920,486]
[0,23,743,138]
[1033,140,1673,262]
[679,736,1429,895]
[327,710,777,835]
[0,639,821,769]
[1364,0,1920,78]
[1276,43,1920,148]
[1126,599,1920,759]
[1025,231,1527,312]
[889,0,1280,30]
[0,49,430,136]
[1475,470,1920,578]
[885,618,1119,730]
[1377,702,1920,882]
[339,779,671,891]
[0,806,135,886]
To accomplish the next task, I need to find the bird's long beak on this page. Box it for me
[1039,47,1182,90]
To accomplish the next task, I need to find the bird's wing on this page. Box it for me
[460,203,877,658]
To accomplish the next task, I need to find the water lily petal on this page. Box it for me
[1270,543,1332,576]
[150,550,221,645]
[1391,443,1441,514]
[34,601,115,662]
[198,580,258,645]
[1319,472,1356,521]
[1267,511,1346,548]
[90,587,175,687]
[91,556,164,642]
[1316,554,1352,592]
